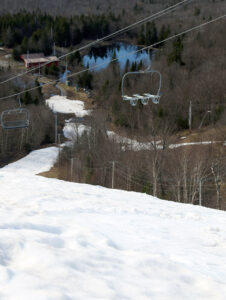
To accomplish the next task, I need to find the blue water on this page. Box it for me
[83,42,151,72]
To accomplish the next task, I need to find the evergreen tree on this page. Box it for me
[3,27,14,48]
[12,47,20,61]
[167,37,185,65]
[159,24,170,41]
[145,22,158,45]
[124,59,130,73]
[22,91,33,105]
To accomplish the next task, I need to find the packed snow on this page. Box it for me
[0,148,226,299]
[46,95,91,117]
[2,147,58,175]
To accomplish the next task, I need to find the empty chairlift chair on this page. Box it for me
[1,96,30,129]
[121,49,162,106]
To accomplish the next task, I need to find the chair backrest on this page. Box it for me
[1,108,30,129]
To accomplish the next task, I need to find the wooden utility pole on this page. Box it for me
[112,161,115,189]
[54,112,58,145]
[189,101,192,131]
[71,158,74,182]
[199,180,202,206]
[58,134,61,178]
[109,161,116,189]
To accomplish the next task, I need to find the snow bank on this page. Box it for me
[169,141,220,149]
[107,131,161,151]
[46,95,91,117]
[107,131,221,151]
[63,122,90,141]
[0,148,226,299]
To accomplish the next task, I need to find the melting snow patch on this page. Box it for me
[63,122,90,140]
[46,95,91,117]
[107,131,161,151]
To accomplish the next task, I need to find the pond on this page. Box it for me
[82,42,151,72]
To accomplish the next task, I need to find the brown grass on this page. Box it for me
[176,126,226,144]
[58,83,95,110]
[38,166,59,179]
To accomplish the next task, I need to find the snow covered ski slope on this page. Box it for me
[0,147,226,300]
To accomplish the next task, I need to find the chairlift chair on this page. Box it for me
[1,96,30,129]
[121,48,162,106]
[122,95,138,106]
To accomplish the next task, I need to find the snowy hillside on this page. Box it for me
[0,148,226,299]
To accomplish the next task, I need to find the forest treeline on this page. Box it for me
[0,13,112,55]
[0,0,167,16]
[58,117,226,211]
[0,11,170,60]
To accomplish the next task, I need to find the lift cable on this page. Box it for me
[0,0,192,86]
[0,13,225,101]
